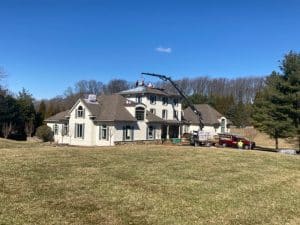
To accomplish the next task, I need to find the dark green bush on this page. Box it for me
[36,125,54,142]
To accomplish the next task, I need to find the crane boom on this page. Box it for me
[141,72,204,129]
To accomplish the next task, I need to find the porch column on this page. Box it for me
[166,125,169,139]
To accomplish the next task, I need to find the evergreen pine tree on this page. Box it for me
[252,73,295,149]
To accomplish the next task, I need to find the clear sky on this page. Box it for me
[1,0,300,99]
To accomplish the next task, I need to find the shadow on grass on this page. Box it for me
[254,146,278,153]
[255,145,300,155]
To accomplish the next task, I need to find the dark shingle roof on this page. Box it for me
[119,86,180,97]
[93,94,137,122]
[45,95,137,123]
[146,111,164,123]
[183,104,226,125]
[45,110,69,122]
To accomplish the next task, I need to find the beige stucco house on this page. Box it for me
[45,83,182,146]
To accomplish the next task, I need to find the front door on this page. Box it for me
[161,125,167,139]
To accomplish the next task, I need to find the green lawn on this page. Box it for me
[0,139,299,225]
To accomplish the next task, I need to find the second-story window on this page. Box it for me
[150,108,156,115]
[136,96,142,103]
[150,95,156,104]
[77,106,84,118]
[162,97,168,105]
[173,110,178,120]
[162,109,168,120]
[135,107,145,120]
[173,98,178,106]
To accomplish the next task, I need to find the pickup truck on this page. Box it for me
[218,133,255,149]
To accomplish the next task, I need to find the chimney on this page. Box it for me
[88,94,97,102]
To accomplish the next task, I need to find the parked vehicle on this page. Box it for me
[218,133,255,149]
[190,130,218,146]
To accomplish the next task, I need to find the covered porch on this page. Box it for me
[161,121,182,139]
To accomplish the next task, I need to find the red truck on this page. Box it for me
[218,133,255,149]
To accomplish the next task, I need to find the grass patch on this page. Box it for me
[0,140,299,225]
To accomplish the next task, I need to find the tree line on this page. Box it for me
[1,72,265,139]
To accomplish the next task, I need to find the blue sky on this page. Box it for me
[0,0,300,99]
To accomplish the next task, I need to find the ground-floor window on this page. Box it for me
[147,126,155,140]
[123,125,134,141]
[99,125,109,140]
[63,123,69,136]
[53,124,58,135]
[75,123,85,138]
[221,118,226,133]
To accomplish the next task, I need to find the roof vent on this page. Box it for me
[88,94,97,102]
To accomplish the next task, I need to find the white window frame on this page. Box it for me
[173,98,178,106]
[53,124,58,135]
[135,107,145,121]
[63,123,69,136]
[162,97,168,105]
[76,106,85,118]
[75,123,85,139]
[173,110,178,120]
[150,108,156,115]
[150,95,156,104]
[147,126,155,140]
[99,125,109,140]
[162,109,168,120]
[136,96,142,103]
[123,125,134,141]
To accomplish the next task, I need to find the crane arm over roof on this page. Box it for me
[141,72,204,129]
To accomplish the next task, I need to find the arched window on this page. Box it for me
[77,106,84,118]
[135,107,145,120]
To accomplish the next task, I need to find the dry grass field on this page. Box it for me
[0,138,299,225]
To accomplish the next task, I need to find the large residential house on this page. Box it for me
[182,104,231,135]
[45,83,182,146]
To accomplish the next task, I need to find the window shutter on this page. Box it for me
[99,126,102,140]
[153,128,156,140]
[123,126,126,141]
[131,126,134,141]
[75,109,78,118]
[83,108,85,118]
[146,127,149,140]
[82,124,85,139]
[74,124,77,138]
[106,127,109,141]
